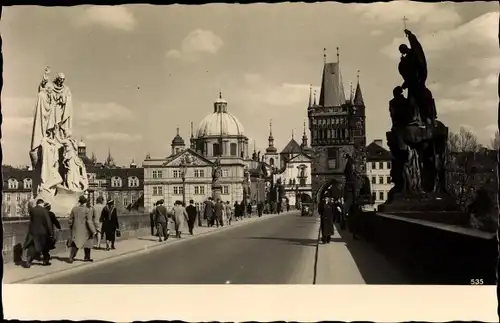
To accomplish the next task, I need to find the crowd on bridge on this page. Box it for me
[318,196,360,244]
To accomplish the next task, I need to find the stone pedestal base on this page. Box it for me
[29,185,84,218]
[212,184,222,201]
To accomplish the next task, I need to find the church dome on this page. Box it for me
[78,140,86,148]
[196,92,245,138]
[171,127,185,146]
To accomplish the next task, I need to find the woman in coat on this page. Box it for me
[99,199,119,250]
[320,197,335,244]
[171,200,189,239]
[68,196,97,263]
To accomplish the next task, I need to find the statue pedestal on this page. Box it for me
[29,185,84,218]
[212,183,222,201]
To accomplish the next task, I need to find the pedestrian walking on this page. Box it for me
[246,201,252,217]
[155,199,170,242]
[320,197,335,244]
[197,205,202,227]
[233,201,240,220]
[204,197,215,227]
[150,202,158,236]
[186,200,197,235]
[100,199,119,250]
[257,201,263,217]
[22,199,54,268]
[68,196,97,263]
[92,197,105,249]
[171,200,189,238]
[214,199,224,227]
[225,201,233,225]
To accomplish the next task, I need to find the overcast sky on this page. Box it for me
[1,2,498,166]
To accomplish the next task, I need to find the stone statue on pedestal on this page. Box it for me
[29,67,88,216]
[381,29,456,212]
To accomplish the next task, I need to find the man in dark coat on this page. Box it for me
[150,202,158,236]
[204,197,215,227]
[44,202,60,252]
[155,199,169,242]
[320,197,335,244]
[257,201,264,217]
[186,199,197,235]
[23,199,54,267]
[99,199,119,250]
[214,199,224,228]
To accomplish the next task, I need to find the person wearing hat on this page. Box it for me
[99,199,119,250]
[22,199,54,267]
[68,195,97,263]
[150,201,159,237]
[155,199,170,242]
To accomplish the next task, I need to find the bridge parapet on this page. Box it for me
[357,211,496,285]
[3,213,151,264]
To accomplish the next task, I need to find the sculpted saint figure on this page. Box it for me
[212,157,222,183]
[389,86,419,129]
[59,130,89,191]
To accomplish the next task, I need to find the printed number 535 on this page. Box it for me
[470,279,484,285]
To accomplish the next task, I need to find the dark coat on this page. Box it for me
[204,200,214,219]
[234,203,241,217]
[69,204,97,249]
[186,205,197,224]
[48,211,61,230]
[23,205,54,253]
[100,205,119,241]
[155,205,168,223]
[214,201,224,219]
[320,203,335,238]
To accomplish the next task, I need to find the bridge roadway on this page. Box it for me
[41,211,409,284]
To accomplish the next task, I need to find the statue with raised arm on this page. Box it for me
[212,156,222,184]
[28,67,87,218]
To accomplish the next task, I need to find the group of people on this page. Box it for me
[21,195,120,268]
[318,196,356,244]
[150,199,197,241]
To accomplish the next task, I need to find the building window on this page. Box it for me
[194,186,205,195]
[6,194,11,201]
[371,192,376,202]
[222,169,229,177]
[379,162,384,169]
[230,143,237,156]
[387,161,391,169]
[173,186,184,195]
[123,197,129,207]
[194,169,205,178]
[23,178,32,189]
[387,176,392,184]
[379,191,384,201]
[371,162,376,170]
[371,176,376,184]
[128,176,139,187]
[173,170,180,178]
[152,170,163,179]
[378,176,384,184]
[111,176,122,188]
[222,185,229,195]
[327,148,338,169]
[16,194,20,202]
[213,143,221,156]
[7,178,18,190]
[152,186,163,196]
[269,158,275,166]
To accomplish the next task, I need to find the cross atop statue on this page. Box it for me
[402,16,409,31]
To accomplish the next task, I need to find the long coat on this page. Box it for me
[203,200,214,219]
[320,203,335,238]
[92,203,105,232]
[69,204,97,249]
[214,201,224,220]
[171,205,189,232]
[100,205,119,241]
[185,205,197,225]
[23,205,54,253]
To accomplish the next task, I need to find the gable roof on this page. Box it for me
[288,151,312,163]
[319,62,346,107]
[280,138,302,155]
[163,148,214,167]
[366,142,392,161]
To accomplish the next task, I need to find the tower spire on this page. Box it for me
[323,48,326,64]
[349,81,353,103]
[266,119,277,154]
[302,119,308,147]
[190,122,194,138]
[292,129,294,140]
[313,90,317,105]
[176,126,180,136]
[336,47,340,63]
[354,70,365,106]
[308,84,313,107]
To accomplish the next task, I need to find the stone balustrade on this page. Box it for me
[356,211,497,285]
[3,213,152,264]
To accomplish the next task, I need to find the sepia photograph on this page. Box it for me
[1,0,498,321]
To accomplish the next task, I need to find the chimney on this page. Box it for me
[374,139,383,147]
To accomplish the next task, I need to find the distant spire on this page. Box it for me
[313,90,317,105]
[308,84,313,107]
[336,47,340,63]
[323,48,326,64]
[269,119,273,137]
[190,122,194,138]
[302,120,308,147]
[349,81,353,103]
[266,119,277,153]
[292,129,295,140]
[176,126,180,136]
[253,139,256,153]
[219,90,222,99]
[354,70,365,106]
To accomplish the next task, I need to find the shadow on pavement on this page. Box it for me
[246,236,318,247]
[333,225,411,284]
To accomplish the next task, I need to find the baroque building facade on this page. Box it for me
[142,93,249,213]
[365,139,393,210]
[307,52,367,201]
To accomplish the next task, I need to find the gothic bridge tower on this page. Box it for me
[307,48,367,201]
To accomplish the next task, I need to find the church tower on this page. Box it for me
[263,119,279,167]
[352,71,367,174]
[307,48,366,199]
